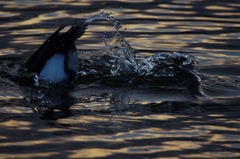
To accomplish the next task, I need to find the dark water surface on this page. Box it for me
[0,0,240,158]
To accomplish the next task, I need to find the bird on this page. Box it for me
[25,21,88,85]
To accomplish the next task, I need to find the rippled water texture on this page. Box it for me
[0,0,240,158]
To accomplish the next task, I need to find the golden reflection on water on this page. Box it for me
[208,114,225,117]
[223,143,240,149]
[205,5,233,11]
[0,107,32,114]
[0,1,91,7]
[193,125,239,131]
[0,120,31,131]
[146,8,196,14]
[0,111,239,158]
[159,4,193,9]
[0,153,60,159]
[0,11,20,17]
[0,92,22,99]
[181,152,240,158]
[0,0,240,158]
[210,134,240,142]
[0,0,239,66]
[0,139,51,147]
[69,148,112,158]
[0,136,7,139]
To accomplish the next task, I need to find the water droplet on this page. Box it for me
[37,94,44,99]
[34,74,39,87]
[79,12,199,81]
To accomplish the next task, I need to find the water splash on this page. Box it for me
[33,74,39,87]
[79,33,199,79]
[0,12,203,119]
[9,12,199,88]
[85,12,122,32]
[103,33,137,75]
[136,52,199,77]
[82,12,199,79]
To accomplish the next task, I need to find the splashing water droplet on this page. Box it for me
[34,74,39,87]
[85,12,122,32]
[78,12,200,86]
[37,91,44,99]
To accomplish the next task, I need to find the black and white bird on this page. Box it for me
[25,22,88,85]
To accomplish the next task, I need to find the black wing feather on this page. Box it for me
[25,22,88,74]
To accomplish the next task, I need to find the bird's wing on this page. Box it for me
[25,21,88,74]
[59,21,88,47]
[25,24,67,74]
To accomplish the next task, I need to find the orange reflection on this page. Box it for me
[209,134,240,142]
[0,120,31,127]
[69,148,113,158]
[206,5,233,10]
[0,1,240,159]
[1,152,60,158]
[181,152,240,158]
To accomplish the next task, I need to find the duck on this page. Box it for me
[25,21,88,85]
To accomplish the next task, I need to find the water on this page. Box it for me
[0,0,240,158]
[86,12,122,32]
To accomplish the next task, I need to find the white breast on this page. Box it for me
[40,53,67,83]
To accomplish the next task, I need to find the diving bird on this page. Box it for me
[25,22,88,84]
